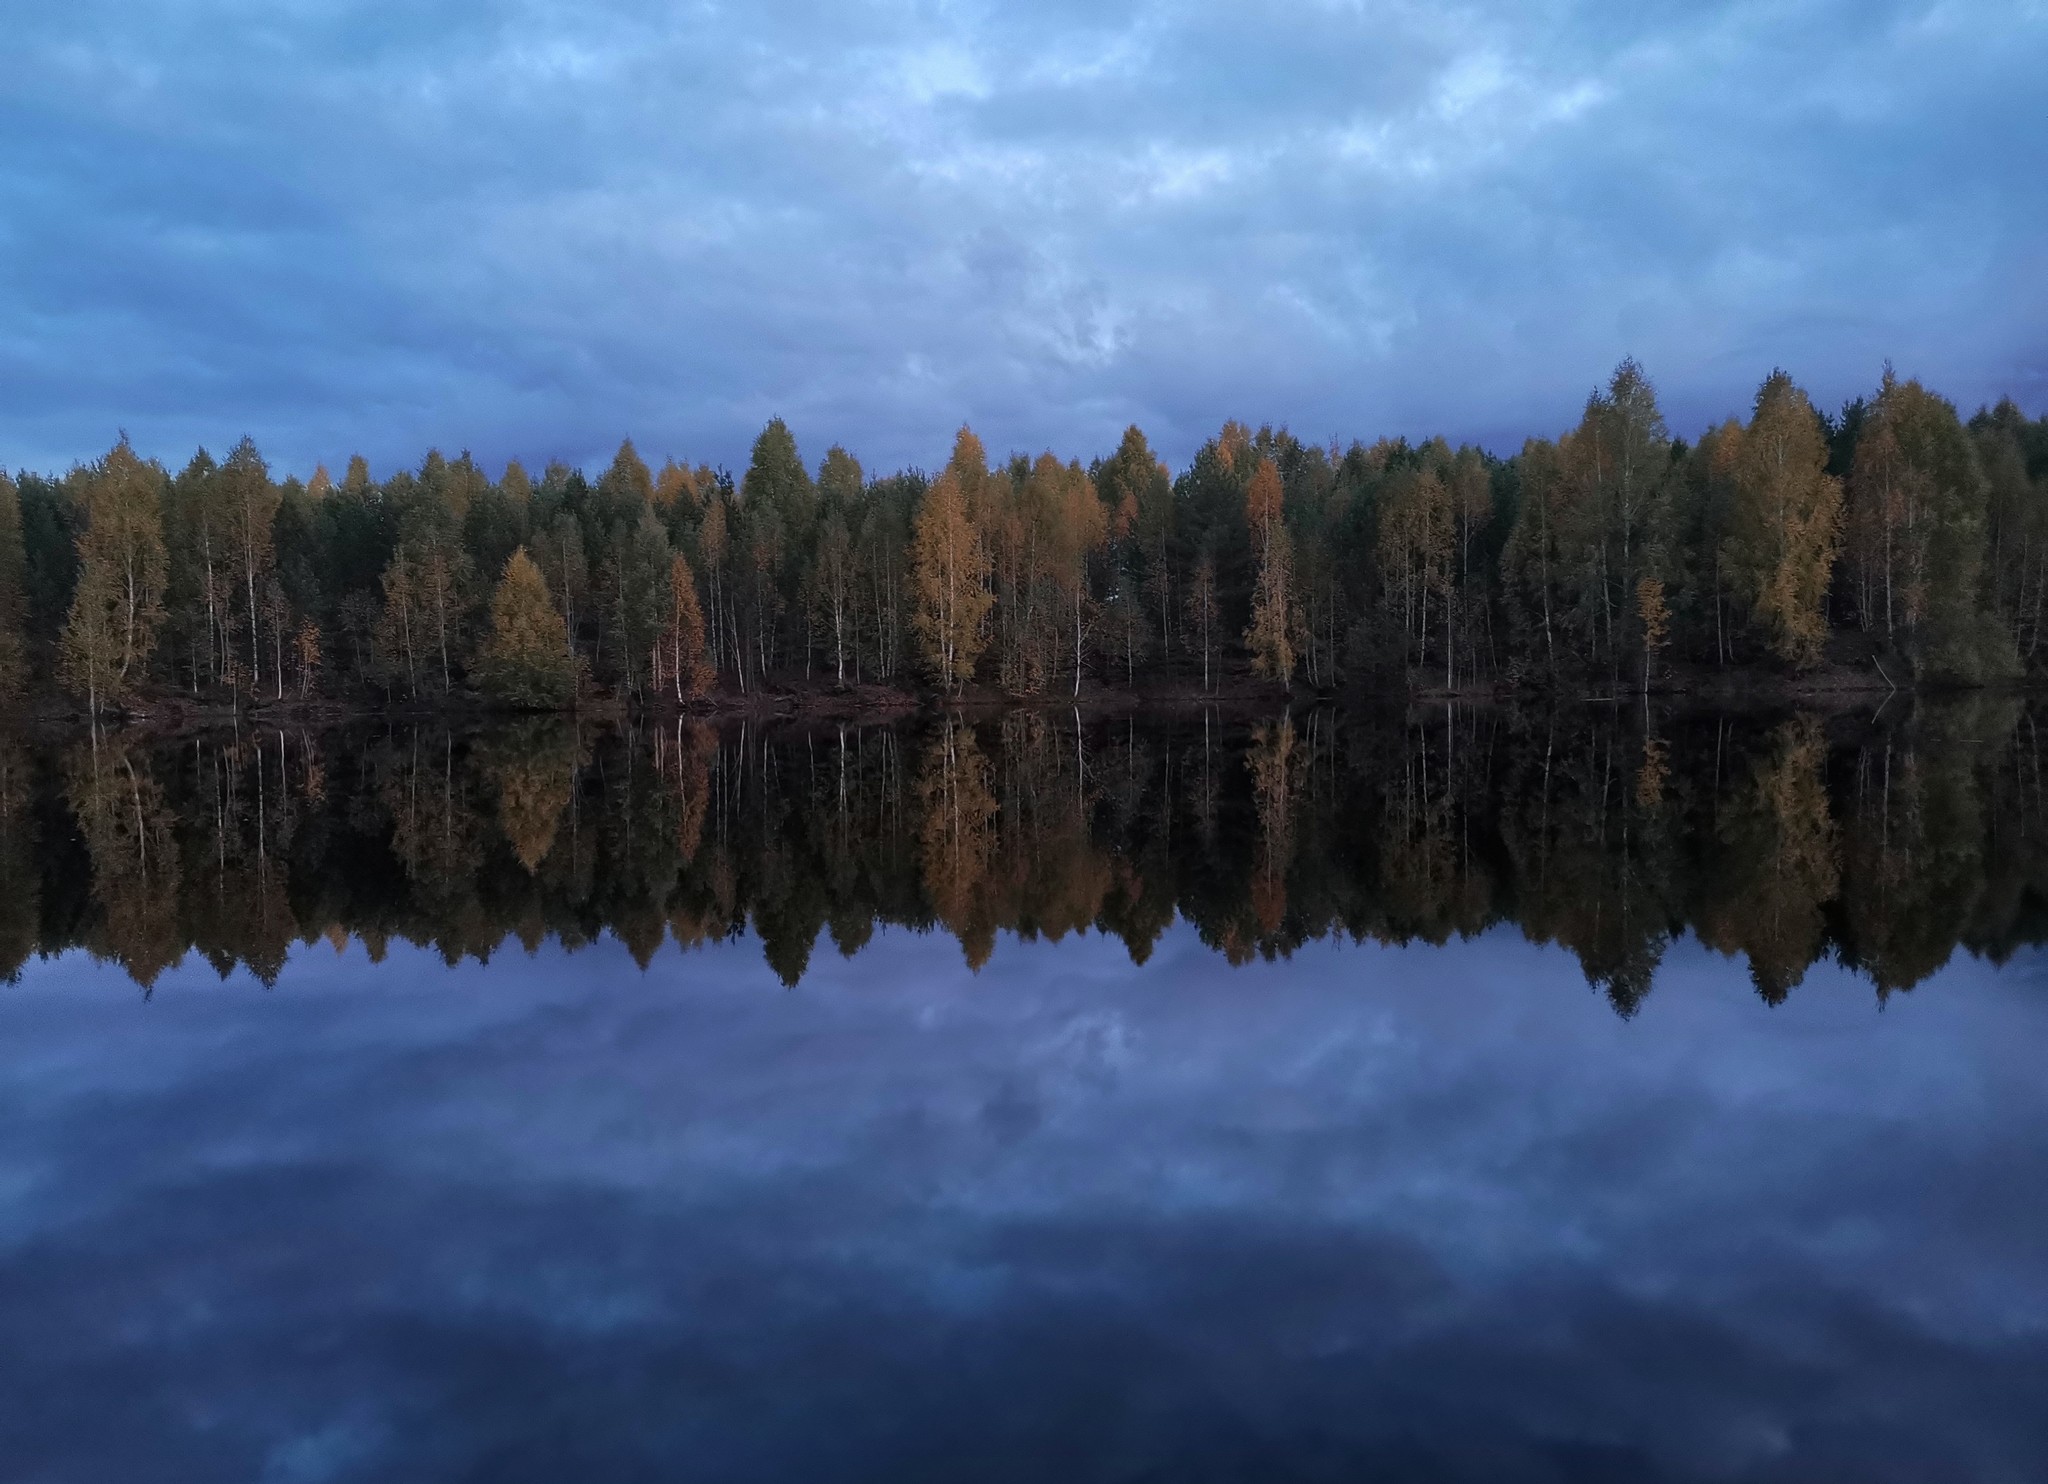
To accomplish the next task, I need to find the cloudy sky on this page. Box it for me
[4,0,2044,480]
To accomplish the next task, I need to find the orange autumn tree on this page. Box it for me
[656,550,714,701]
[1243,456,1296,683]
[916,717,999,968]
[909,468,993,695]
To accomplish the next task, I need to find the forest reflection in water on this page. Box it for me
[4,695,2045,1008]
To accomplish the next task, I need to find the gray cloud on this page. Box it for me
[2,0,2043,480]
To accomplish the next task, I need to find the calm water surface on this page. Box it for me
[3,704,2047,1481]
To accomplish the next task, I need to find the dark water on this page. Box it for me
[4,702,2048,1481]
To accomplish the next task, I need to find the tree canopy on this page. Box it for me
[3,363,2042,712]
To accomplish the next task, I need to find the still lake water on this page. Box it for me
[4,703,2047,1481]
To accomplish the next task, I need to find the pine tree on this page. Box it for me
[477,548,577,708]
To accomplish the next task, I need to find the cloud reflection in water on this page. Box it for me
[3,923,2046,1480]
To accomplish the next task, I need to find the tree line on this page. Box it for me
[5,698,2044,1007]
[3,361,2045,712]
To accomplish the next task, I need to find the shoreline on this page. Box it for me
[0,663,2033,740]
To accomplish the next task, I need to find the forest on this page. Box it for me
[5,699,2045,1007]
[2,361,2046,713]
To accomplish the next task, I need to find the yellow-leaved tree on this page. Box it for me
[60,438,168,714]
[476,548,578,708]
[1244,457,1296,683]
[1723,371,1842,667]
[909,469,993,695]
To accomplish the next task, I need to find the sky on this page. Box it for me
[4,0,2045,482]
[4,926,2048,1477]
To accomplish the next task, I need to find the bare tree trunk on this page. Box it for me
[1072,587,1083,698]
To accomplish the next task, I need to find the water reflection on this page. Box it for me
[8,704,2048,1479]
[7,696,2048,1006]
[6,920,2048,1481]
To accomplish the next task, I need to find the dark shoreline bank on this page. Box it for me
[0,659,2021,744]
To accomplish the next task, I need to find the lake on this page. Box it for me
[3,701,2047,1481]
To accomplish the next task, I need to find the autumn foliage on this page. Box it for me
[476,548,577,708]
[908,468,993,694]
[1,362,2041,714]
